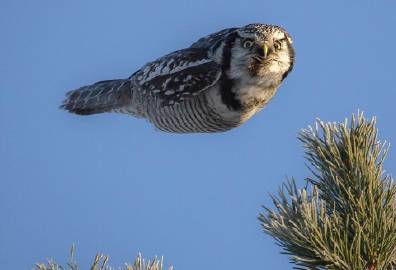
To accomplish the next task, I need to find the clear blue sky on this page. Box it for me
[1,1,395,269]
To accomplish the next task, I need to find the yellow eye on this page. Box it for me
[274,40,282,51]
[243,39,254,49]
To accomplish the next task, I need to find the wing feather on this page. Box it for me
[131,48,221,106]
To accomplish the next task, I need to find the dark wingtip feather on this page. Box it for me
[60,90,96,115]
[60,98,102,115]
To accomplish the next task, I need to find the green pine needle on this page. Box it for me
[259,112,396,270]
[35,246,172,270]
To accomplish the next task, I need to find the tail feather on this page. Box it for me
[61,79,132,115]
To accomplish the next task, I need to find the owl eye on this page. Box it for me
[274,40,282,51]
[243,39,254,49]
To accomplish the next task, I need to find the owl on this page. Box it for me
[61,23,295,133]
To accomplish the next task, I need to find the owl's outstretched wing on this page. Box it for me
[131,48,221,106]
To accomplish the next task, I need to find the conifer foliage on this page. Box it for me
[36,247,172,270]
[260,113,396,270]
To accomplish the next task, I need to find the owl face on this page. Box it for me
[229,24,295,79]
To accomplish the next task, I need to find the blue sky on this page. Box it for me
[1,1,395,269]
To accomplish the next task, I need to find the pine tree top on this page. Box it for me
[260,112,396,270]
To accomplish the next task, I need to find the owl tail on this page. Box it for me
[61,79,132,115]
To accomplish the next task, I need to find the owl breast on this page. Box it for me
[224,71,283,120]
[144,87,241,133]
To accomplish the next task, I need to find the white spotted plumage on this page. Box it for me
[61,23,295,133]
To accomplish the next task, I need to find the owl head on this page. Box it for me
[209,23,295,81]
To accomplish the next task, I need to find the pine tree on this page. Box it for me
[259,113,396,270]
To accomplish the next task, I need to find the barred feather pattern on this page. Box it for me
[145,94,241,133]
[62,80,242,133]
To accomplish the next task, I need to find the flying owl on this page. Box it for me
[61,23,295,133]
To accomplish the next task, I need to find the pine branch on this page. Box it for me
[35,246,173,270]
[259,112,396,270]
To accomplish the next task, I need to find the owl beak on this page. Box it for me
[262,44,269,58]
